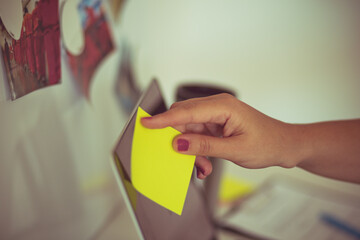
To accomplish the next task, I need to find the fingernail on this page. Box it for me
[177,139,189,151]
[196,168,206,179]
[197,167,205,176]
[142,117,152,120]
[196,168,202,177]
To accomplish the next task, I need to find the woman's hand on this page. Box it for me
[141,93,297,179]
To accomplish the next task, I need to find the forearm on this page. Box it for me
[291,119,360,183]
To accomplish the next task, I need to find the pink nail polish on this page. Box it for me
[177,139,189,151]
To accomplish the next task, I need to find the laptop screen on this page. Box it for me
[113,79,215,240]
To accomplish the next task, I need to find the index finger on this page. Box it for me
[141,94,233,129]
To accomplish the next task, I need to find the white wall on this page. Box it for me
[123,0,360,121]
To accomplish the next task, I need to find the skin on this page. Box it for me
[142,93,360,183]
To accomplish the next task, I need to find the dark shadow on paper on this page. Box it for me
[115,42,141,116]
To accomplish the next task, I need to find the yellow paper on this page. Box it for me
[219,174,254,203]
[131,107,195,215]
[114,154,137,210]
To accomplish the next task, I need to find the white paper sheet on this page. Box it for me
[223,178,360,240]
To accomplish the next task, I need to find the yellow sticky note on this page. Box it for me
[131,107,195,215]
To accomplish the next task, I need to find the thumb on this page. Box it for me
[173,134,232,159]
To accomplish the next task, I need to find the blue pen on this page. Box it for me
[320,213,360,239]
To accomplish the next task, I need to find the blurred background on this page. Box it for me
[1,0,360,239]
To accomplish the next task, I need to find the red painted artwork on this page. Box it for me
[66,0,114,99]
[0,0,61,100]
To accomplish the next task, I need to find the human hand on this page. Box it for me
[141,94,298,179]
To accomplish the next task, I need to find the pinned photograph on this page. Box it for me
[64,0,114,99]
[0,0,61,100]
[115,42,141,115]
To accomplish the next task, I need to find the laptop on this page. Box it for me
[111,79,215,240]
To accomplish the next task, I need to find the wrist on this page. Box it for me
[279,123,312,168]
